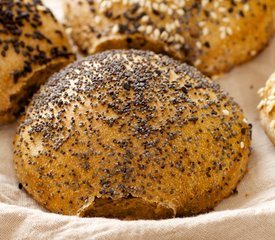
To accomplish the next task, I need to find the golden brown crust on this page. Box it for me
[195,0,274,75]
[258,72,275,145]
[64,0,274,76]
[14,50,251,220]
[0,0,75,125]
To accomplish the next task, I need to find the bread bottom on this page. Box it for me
[78,195,176,220]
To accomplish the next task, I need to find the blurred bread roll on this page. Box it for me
[0,0,74,125]
[64,0,274,76]
[258,72,275,144]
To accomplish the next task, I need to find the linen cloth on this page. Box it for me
[0,1,275,239]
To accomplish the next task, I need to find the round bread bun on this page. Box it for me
[258,72,275,144]
[14,50,252,220]
[63,0,274,76]
[0,0,75,125]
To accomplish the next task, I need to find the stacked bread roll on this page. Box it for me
[14,50,252,219]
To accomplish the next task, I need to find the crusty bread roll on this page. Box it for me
[14,50,251,220]
[258,72,275,144]
[64,0,274,76]
[0,0,75,125]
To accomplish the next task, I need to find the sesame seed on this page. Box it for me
[94,16,101,24]
[74,69,81,74]
[146,25,153,34]
[222,109,230,116]
[141,15,149,23]
[153,29,160,39]
[194,59,202,66]
[244,4,250,12]
[112,24,119,34]
[202,27,209,36]
[240,142,245,149]
[196,41,202,49]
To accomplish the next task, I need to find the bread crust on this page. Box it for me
[64,0,274,76]
[14,50,252,220]
[0,0,75,125]
[258,73,275,145]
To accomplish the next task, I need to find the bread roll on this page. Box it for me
[258,72,275,144]
[0,0,75,125]
[14,50,252,220]
[64,0,274,76]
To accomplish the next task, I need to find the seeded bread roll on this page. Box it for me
[64,0,274,76]
[258,72,275,144]
[14,50,252,220]
[0,0,75,125]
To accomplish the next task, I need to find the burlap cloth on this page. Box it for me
[0,1,275,239]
